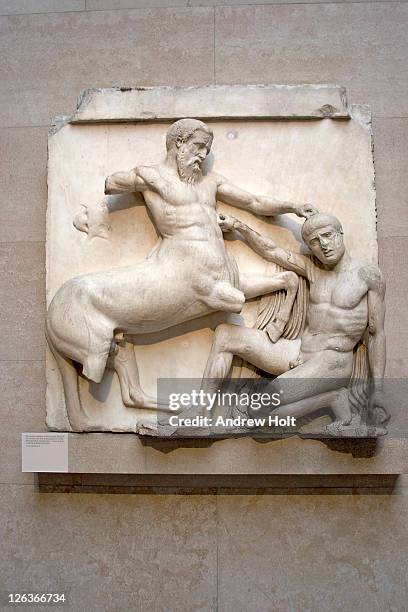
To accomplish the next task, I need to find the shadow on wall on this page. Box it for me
[138,433,380,458]
[36,473,400,495]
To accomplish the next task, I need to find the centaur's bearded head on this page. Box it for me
[166,118,213,184]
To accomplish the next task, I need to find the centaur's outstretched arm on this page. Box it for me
[215,173,317,219]
[105,168,148,194]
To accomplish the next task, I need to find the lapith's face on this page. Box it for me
[307,225,345,266]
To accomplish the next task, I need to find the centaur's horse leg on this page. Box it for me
[239,271,299,342]
[107,334,174,412]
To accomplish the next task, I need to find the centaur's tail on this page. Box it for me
[45,323,88,432]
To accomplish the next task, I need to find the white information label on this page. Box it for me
[22,433,68,472]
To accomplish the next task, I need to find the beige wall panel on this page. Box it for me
[0,361,45,484]
[0,242,45,360]
[214,4,408,117]
[0,485,217,610]
[217,491,408,611]
[374,118,408,239]
[0,7,214,127]
[0,0,84,14]
[0,127,47,242]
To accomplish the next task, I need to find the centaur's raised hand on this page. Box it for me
[295,203,319,219]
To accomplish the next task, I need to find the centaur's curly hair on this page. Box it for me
[166,118,213,151]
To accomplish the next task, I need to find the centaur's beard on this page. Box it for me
[177,149,203,184]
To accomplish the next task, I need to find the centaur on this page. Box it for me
[46,118,316,430]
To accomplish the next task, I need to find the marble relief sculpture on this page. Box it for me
[202,211,388,436]
[46,118,317,432]
[46,100,388,437]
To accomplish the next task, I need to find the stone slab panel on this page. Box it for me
[0,361,46,484]
[0,0,84,14]
[0,484,217,611]
[72,84,349,123]
[0,7,214,127]
[0,127,47,242]
[46,116,377,434]
[217,493,408,611]
[214,4,408,117]
[0,242,45,360]
[373,118,408,239]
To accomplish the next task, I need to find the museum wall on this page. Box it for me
[1,1,407,610]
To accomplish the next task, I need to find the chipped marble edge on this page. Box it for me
[349,103,372,129]
[51,85,352,131]
[348,103,377,241]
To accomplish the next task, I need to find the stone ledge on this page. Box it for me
[64,434,406,475]
[70,84,350,124]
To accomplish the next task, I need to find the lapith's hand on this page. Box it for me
[217,214,238,232]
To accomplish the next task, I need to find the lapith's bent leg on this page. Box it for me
[271,353,350,404]
[240,272,299,342]
[276,387,352,424]
[262,353,353,425]
[203,324,298,380]
[199,324,299,419]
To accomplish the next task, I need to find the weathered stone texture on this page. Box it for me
[0,0,84,14]
[87,0,187,9]
[0,485,217,610]
[0,242,45,361]
[0,360,46,485]
[374,118,408,239]
[72,84,349,122]
[0,7,214,127]
[217,492,408,611]
[214,4,408,117]
[379,236,408,377]
[0,127,47,242]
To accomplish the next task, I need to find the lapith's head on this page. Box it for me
[302,212,345,266]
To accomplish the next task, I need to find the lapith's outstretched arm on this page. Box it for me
[215,175,317,219]
[218,214,314,281]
